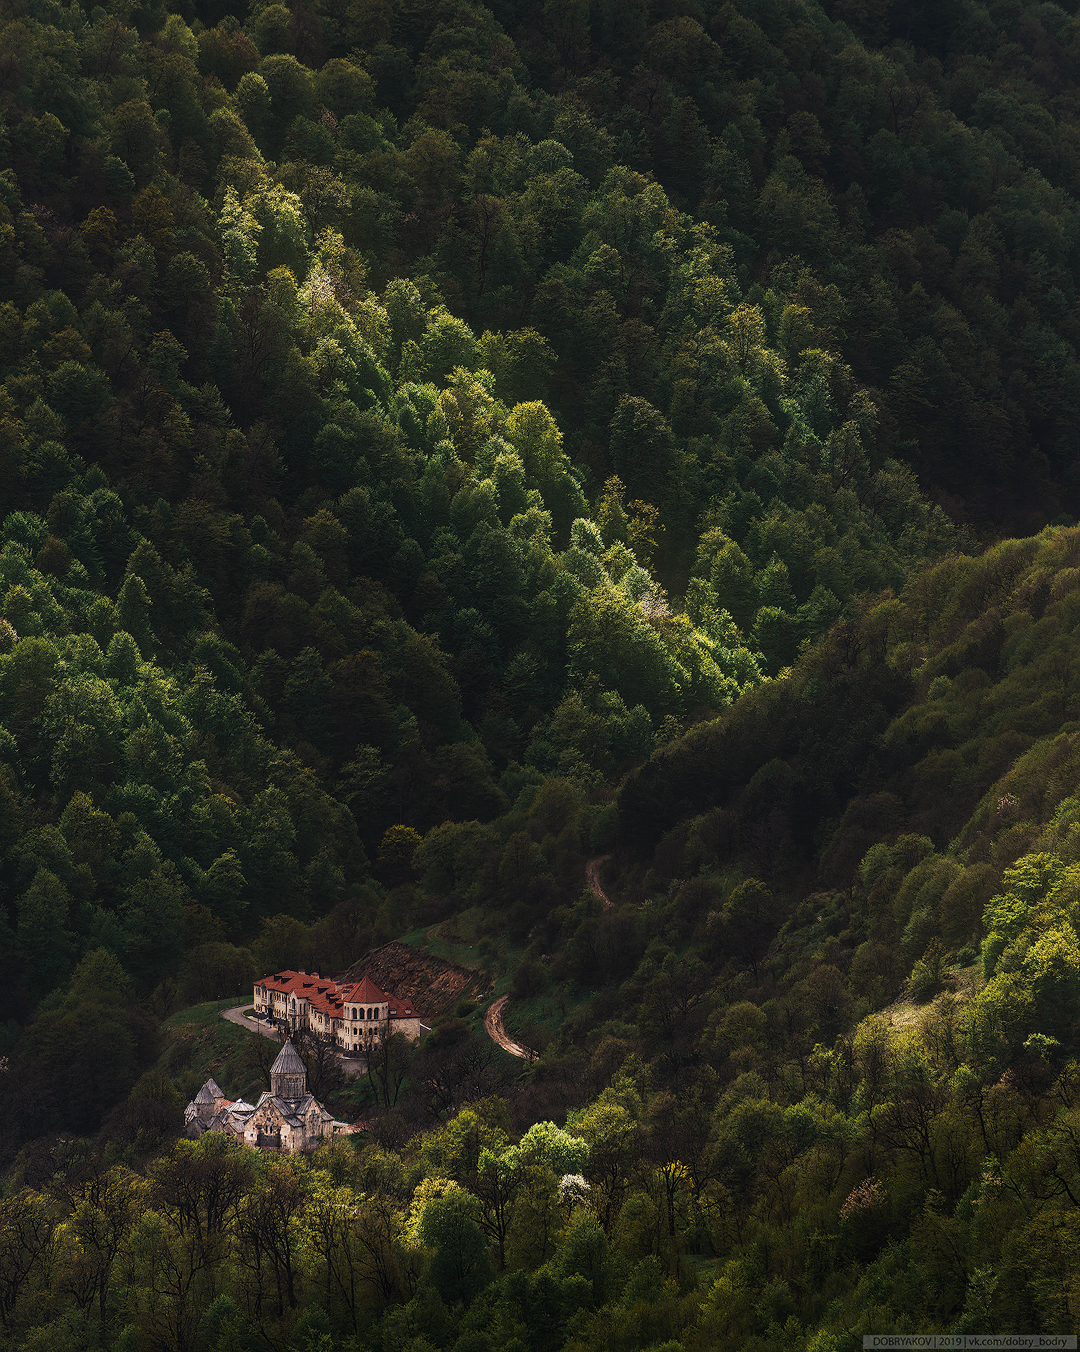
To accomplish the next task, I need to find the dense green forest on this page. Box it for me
[5,0,1080,1344]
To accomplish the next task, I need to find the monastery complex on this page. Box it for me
[184,968,430,1153]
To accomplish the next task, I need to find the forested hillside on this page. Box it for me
[4,0,1080,1345]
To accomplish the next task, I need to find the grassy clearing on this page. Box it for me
[158,999,271,1107]
[500,987,573,1052]
[399,910,503,972]
[402,910,604,1056]
[886,965,982,1034]
[162,997,241,1029]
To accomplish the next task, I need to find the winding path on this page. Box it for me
[219,1005,367,1077]
[585,854,612,907]
[480,856,615,1060]
[221,1004,280,1038]
[483,995,533,1060]
[225,857,619,1067]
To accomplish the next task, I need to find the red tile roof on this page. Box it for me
[387,991,417,1017]
[255,969,419,1020]
[341,975,388,1005]
[260,972,303,994]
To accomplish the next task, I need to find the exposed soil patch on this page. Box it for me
[343,942,492,1020]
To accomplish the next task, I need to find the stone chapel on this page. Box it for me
[184,1040,344,1152]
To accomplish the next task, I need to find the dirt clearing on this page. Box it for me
[342,942,492,1020]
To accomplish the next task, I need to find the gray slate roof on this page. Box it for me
[254,1090,323,1127]
[184,1058,332,1148]
[271,1040,306,1077]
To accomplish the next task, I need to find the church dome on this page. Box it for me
[270,1040,307,1100]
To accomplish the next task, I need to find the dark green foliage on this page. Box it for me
[419,1189,495,1305]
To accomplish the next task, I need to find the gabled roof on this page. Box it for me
[260,972,304,993]
[266,1094,310,1126]
[271,1040,306,1077]
[305,984,344,1018]
[255,967,424,1020]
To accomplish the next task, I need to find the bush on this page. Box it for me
[908,938,947,1003]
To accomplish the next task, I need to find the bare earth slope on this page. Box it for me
[342,942,492,1020]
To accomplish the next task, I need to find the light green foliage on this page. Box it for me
[517,1120,590,1175]
[560,537,759,722]
[504,402,566,485]
[219,186,263,283]
[245,182,310,279]
[972,850,1080,1048]
[421,308,480,384]
[420,1106,509,1181]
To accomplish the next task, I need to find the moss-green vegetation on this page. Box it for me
[158,998,266,1105]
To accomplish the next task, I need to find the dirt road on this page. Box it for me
[585,854,612,907]
[480,857,613,1059]
[483,995,532,1060]
[219,1006,367,1077]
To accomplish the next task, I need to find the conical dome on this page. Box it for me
[194,1077,224,1122]
[270,1040,307,1100]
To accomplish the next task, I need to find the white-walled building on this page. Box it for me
[252,970,425,1051]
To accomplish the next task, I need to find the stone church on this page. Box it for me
[184,1040,344,1152]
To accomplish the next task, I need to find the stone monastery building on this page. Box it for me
[184,1040,343,1152]
[253,970,426,1052]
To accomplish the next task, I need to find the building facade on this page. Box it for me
[184,1041,348,1152]
[252,970,426,1052]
